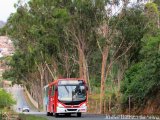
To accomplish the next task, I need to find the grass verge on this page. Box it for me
[18,114,47,120]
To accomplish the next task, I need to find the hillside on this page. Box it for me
[0,21,5,28]
[0,36,14,79]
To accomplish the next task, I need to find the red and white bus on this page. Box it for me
[43,78,88,117]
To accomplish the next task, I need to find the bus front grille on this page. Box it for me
[67,109,77,111]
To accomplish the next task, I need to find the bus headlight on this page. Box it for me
[57,103,64,108]
[80,103,86,108]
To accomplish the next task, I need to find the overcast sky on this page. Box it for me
[0,0,18,22]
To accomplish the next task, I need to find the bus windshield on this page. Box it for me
[58,85,86,102]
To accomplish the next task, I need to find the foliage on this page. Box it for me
[2,0,108,107]
[114,6,148,63]
[0,89,16,109]
[145,3,158,14]
[120,1,160,112]
[121,31,160,108]
[2,50,30,83]
[154,0,160,6]
[145,2,159,34]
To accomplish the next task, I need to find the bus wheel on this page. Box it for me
[55,113,59,117]
[65,113,71,117]
[50,112,53,116]
[47,112,50,116]
[77,112,81,117]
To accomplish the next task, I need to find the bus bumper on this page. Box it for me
[56,106,87,113]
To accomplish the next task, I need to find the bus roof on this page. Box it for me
[45,78,85,87]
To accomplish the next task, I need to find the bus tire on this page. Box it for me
[47,112,50,116]
[77,112,81,117]
[50,112,53,116]
[55,113,59,117]
[65,113,71,117]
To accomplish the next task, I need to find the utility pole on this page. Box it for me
[129,95,131,115]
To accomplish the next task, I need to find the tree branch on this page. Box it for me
[112,36,124,59]
[113,42,133,63]
[45,61,56,80]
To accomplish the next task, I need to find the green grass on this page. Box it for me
[18,114,47,120]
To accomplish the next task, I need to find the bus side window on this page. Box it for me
[43,87,49,105]
[51,86,54,96]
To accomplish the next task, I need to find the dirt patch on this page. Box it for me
[128,92,160,115]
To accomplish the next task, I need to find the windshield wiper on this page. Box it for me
[72,91,74,101]
[64,86,69,94]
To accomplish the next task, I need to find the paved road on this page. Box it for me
[33,114,158,120]
[35,114,106,120]
[9,85,37,112]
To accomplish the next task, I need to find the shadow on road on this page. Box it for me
[45,113,105,118]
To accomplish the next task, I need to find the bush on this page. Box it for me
[0,89,16,109]
[120,33,160,109]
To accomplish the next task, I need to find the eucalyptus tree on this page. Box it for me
[98,4,148,113]
[4,0,70,106]
[62,0,106,89]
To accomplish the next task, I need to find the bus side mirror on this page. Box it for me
[55,86,58,91]
[86,86,88,91]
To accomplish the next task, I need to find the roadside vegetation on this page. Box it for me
[0,88,15,110]
[0,88,16,119]
[0,0,159,114]
[18,114,47,120]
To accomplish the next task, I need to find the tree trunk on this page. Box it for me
[40,74,44,110]
[100,46,109,114]
[36,63,46,111]
[117,69,122,91]
[78,48,84,78]
[83,57,91,92]
[109,96,111,113]
[78,47,91,92]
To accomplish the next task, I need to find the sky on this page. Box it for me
[0,0,18,22]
